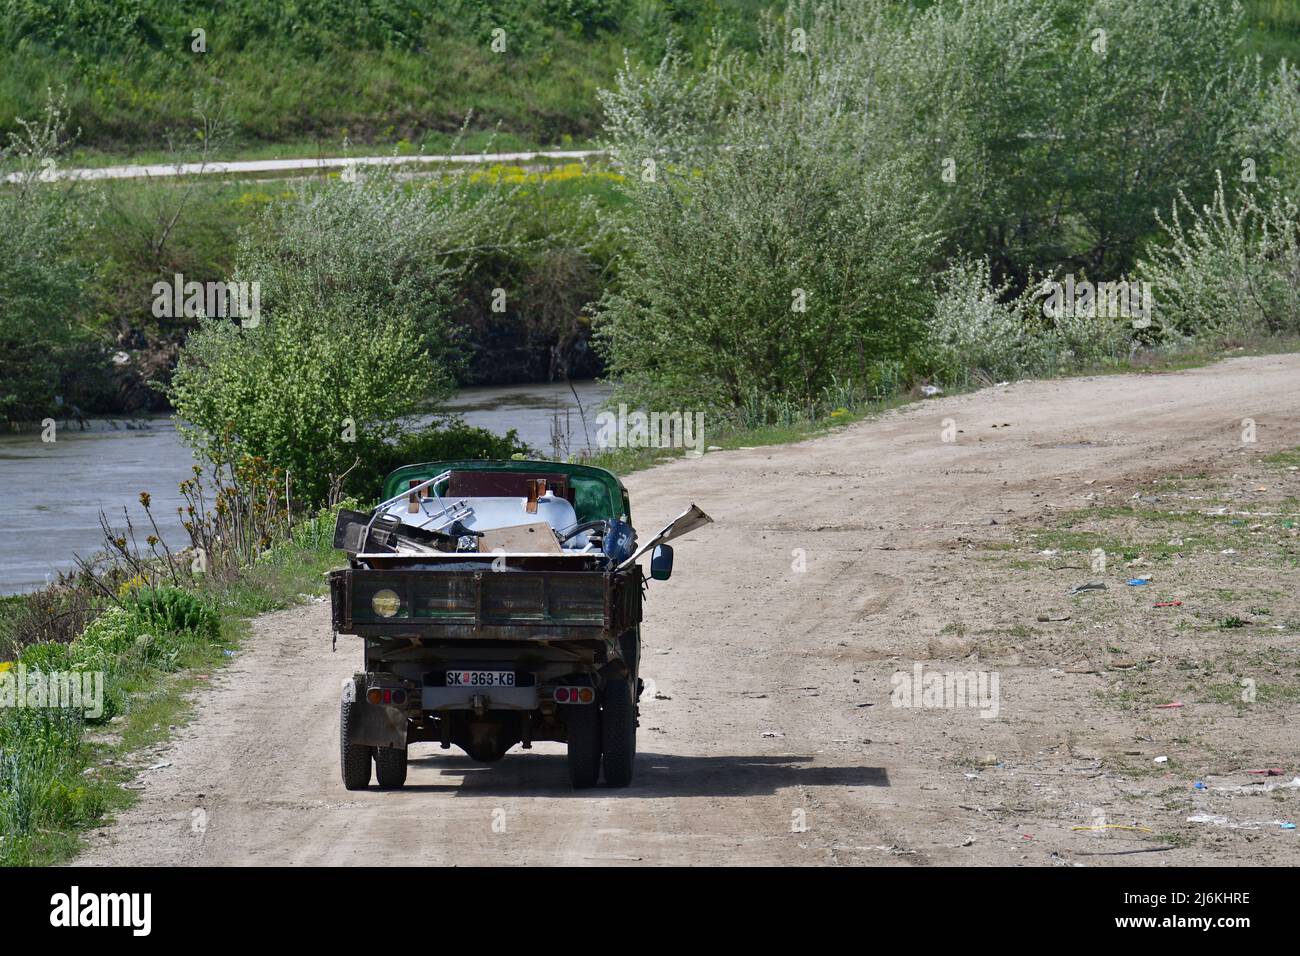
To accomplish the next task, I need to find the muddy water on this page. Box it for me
[0,380,612,595]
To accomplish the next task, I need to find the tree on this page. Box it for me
[0,95,95,423]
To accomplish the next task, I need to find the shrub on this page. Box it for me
[169,166,521,504]
[826,0,1260,283]
[595,32,936,415]
[925,257,1130,386]
[72,606,143,672]
[127,586,219,641]
[1137,174,1300,341]
[345,421,533,498]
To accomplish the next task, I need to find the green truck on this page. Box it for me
[329,458,711,789]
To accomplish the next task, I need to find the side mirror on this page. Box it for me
[650,544,674,581]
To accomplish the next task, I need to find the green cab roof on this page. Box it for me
[382,459,630,524]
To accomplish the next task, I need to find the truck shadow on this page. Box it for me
[400,751,889,797]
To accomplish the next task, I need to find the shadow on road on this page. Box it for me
[396,750,889,797]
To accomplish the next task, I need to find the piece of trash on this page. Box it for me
[919,385,943,397]
[1125,578,1150,586]
[1221,548,1237,555]
[1154,755,1169,764]
[1188,814,1296,830]
[956,837,975,847]
[146,760,171,771]
[1247,768,1286,776]
[1154,601,1182,608]
[964,772,979,780]
[222,649,236,657]
[1155,701,1184,709]
[1070,582,1108,595]
[1212,777,1300,795]
[760,731,784,738]
[1037,612,1071,622]
[1071,824,1153,833]
[1194,781,1206,790]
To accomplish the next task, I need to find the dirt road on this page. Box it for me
[77,354,1300,865]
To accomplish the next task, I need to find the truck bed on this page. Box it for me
[329,558,643,641]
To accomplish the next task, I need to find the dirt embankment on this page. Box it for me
[77,354,1300,865]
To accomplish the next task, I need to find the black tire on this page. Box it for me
[601,677,636,787]
[566,703,601,789]
[375,746,408,789]
[340,698,373,791]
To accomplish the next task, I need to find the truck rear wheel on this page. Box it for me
[601,677,636,787]
[340,698,373,791]
[375,746,408,789]
[566,704,601,789]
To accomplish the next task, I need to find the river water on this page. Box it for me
[0,380,612,595]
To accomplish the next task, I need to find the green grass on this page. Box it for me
[0,0,772,156]
[5,0,1294,159]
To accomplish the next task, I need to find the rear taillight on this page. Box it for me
[553,686,593,704]
[366,686,407,706]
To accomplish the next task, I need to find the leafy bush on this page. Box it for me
[924,258,1128,386]
[1137,174,1300,342]
[821,0,1261,284]
[595,35,935,414]
[72,606,144,672]
[170,167,520,503]
[924,258,1047,385]
[345,421,533,497]
[127,586,219,641]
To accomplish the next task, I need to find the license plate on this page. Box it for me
[446,670,516,688]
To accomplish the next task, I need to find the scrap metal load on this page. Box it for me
[333,466,711,571]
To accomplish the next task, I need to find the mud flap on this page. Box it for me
[341,677,408,750]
